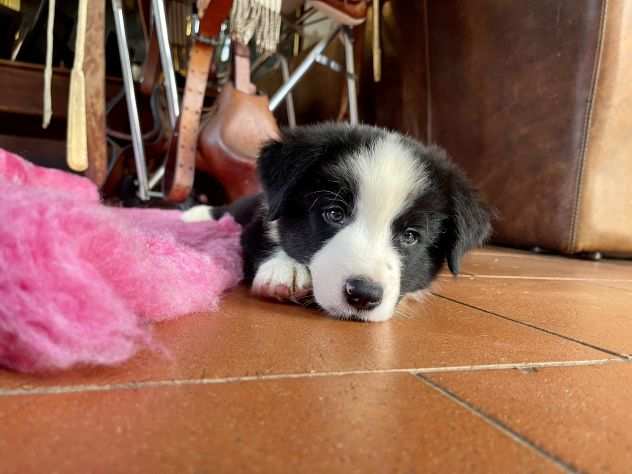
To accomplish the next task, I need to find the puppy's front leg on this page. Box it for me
[252,249,312,303]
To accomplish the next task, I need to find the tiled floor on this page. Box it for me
[1,247,632,473]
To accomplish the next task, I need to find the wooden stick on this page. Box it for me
[84,0,108,186]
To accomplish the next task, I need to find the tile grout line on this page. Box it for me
[415,374,579,473]
[432,293,630,359]
[468,251,548,258]
[437,275,632,283]
[0,358,625,397]
[468,250,632,264]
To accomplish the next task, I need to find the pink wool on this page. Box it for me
[0,149,243,373]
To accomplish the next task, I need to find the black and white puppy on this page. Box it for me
[183,123,491,322]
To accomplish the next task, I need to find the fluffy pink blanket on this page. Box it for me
[0,149,242,373]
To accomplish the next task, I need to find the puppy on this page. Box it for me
[183,123,491,322]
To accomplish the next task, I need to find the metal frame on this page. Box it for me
[269,25,342,112]
[111,0,150,200]
[151,0,180,128]
[110,3,361,201]
[279,56,296,128]
[111,0,181,200]
[265,10,361,126]
[341,26,358,125]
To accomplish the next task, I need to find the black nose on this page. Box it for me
[344,277,383,310]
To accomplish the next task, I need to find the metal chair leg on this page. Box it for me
[279,56,297,128]
[269,26,342,112]
[147,0,181,196]
[111,0,150,200]
[151,0,180,127]
[341,26,358,125]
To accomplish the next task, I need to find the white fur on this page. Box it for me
[309,136,429,322]
[181,205,213,222]
[267,220,280,243]
[253,249,312,302]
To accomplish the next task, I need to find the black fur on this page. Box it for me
[216,123,491,298]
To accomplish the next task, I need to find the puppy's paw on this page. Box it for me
[252,251,312,303]
[181,205,213,222]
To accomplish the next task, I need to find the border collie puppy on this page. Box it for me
[183,123,491,322]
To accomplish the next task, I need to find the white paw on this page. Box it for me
[181,205,213,222]
[252,250,312,303]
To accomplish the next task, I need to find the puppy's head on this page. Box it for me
[258,124,491,322]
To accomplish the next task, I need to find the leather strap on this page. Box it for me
[163,40,214,201]
[163,0,233,202]
[233,41,256,94]
[140,31,161,96]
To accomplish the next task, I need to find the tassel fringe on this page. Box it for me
[229,0,282,53]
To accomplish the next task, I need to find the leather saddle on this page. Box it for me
[196,42,280,202]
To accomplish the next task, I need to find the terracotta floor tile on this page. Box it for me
[0,373,562,474]
[441,247,632,281]
[0,287,607,390]
[434,277,632,356]
[426,363,632,473]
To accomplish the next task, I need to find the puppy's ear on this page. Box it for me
[257,136,324,220]
[257,139,284,219]
[445,169,492,275]
[257,127,336,220]
[258,124,375,220]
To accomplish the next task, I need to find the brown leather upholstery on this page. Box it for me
[362,0,632,255]
[572,1,632,254]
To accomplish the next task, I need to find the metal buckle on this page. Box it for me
[191,14,219,46]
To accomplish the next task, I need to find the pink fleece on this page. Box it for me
[0,149,242,373]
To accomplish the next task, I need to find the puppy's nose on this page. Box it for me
[344,277,383,310]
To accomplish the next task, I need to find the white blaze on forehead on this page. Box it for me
[338,135,429,236]
[309,135,430,322]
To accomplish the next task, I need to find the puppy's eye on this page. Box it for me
[400,229,420,247]
[323,206,346,226]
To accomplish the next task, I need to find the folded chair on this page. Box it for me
[258,0,369,126]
